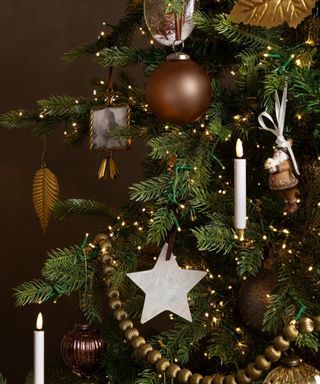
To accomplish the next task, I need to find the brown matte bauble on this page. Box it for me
[238,269,277,331]
[146,53,212,124]
[61,324,106,378]
[264,355,320,384]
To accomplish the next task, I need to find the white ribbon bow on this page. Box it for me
[258,84,300,175]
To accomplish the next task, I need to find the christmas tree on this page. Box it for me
[1,0,320,383]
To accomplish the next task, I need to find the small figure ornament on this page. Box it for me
[264,143,299,214]
[258,84,300,214]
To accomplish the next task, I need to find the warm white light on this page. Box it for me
[236,139,243,158]
[36,312,43,330]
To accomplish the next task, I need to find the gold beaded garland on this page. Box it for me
[273,335,290,351]
[255,355,272,371]
[236,369,252,384]
[166,363,181,379]
[147,349,162,364]
[189,373,203,384]
[131,335,146,349]
[155,358,170,372]
[118,319,133,331]
[109,298,122,310]
[125,327,139,340]
[264,346,282,362]
[96,233,320,384]
[113,308,128,321]
[225,374,238,384]
[245,363,262,379]
[213,376,225,384]
[282,323,299,341]
[313,315,320,331]
[178,369,193,383]
[299,317,314,333]
[137,343,153,358]
[202,375,214,384]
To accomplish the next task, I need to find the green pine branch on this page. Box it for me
[96,46,144,67]
[0,374,7,384]
[147,207,176,245]
[192,224,235,254]
[54,199,114,220]
[130,175,170,202]
[14,279,56,306]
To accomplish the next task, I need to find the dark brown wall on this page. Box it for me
[0,1,144,381]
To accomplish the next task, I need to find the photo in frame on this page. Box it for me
[89,105,131,152]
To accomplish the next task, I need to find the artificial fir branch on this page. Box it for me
[54,199,114,221]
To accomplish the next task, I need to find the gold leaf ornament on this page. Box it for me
[229,0,316,28]
[32,167,59,233]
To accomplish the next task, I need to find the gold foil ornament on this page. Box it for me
[229,0,316,29]
[32,166,59,233]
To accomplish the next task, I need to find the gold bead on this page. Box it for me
[236,369,252,384]
[202,376,214,384]
[255,355,271,371]
[118,319,133,331]
[155,357,170,372]
[212,375,225,384]
[166,363,181,379]
[131,335,145,349]
[99,239,112,252]
[313,315,320,331]
[94,233,108,244]
[101,254,113,264]
[299,317,314,333]
[273,335,290,351]
[178,368,193,383]
[282,323,299,341]
[264,346,281,362]
[189,373,203,384]
[109,298,122,310]
[147,349,161,364]
[225,374,238,384]
[137,343,153,358]
[125,327,139,341]
[245,363,262,380]
[103,265,115,274]
[113,308,128,321]
[107,288,120,299]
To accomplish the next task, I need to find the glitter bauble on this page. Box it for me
[146,53,212,124]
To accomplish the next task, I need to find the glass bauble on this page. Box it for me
[145,53,212,124]
[238,268,277,331]
[264,355,320,384]
[144,0,199,46]
[61,324,106,378]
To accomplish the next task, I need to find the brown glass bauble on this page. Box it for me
[61,324,106,378]
[264,355,320,384]
[146,53,212,124]
[238,269,277,331]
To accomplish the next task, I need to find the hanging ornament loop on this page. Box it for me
[258,84,300,175]
[172,40,184,53]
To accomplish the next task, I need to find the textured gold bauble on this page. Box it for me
[109,298,122,310]
[255,355,272,371]
[118,319,133,331]
[145,53,212,124]
[131,335,145,349]
[264,346,282,362]
[201,375,214,384]
[263,356,320,384]
[124,327,139,341]
[189,373,203,384]
[213,376,225,384]
[238,268,277,330]
[246,363,262,379]
[236,369,252,384]
[313,315,320,331]
[137,343,153,358]
[273,335,290,351]
[225,374,237,384]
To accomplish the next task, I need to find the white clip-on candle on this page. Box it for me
[234,139,247,241]
[34,312,44,384]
